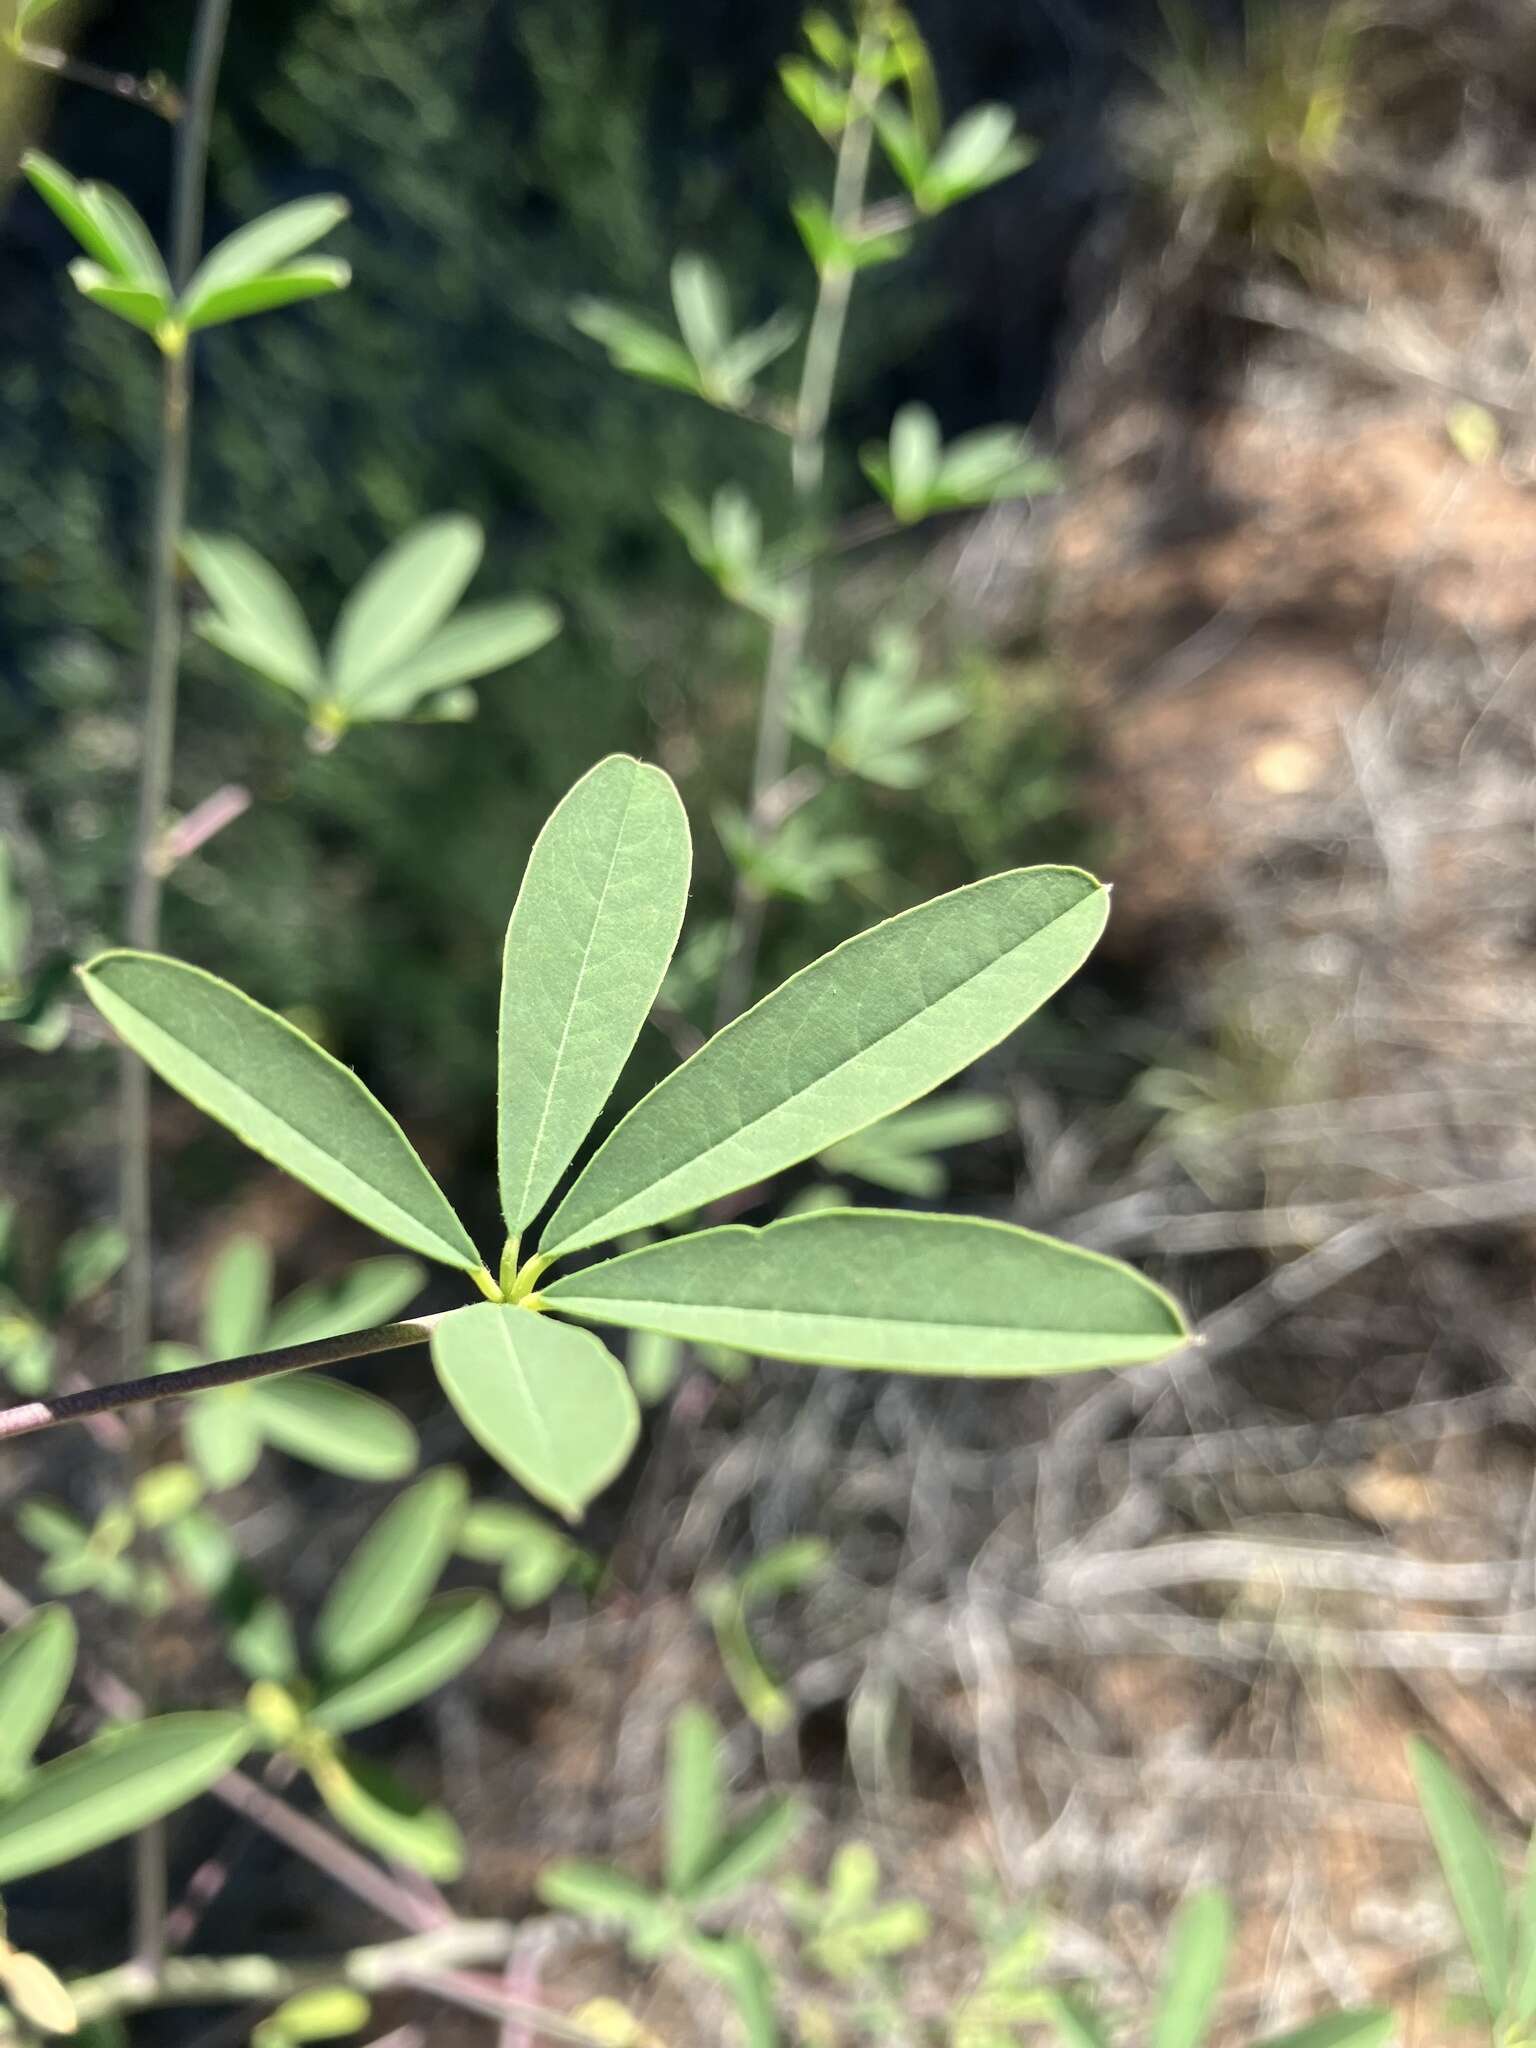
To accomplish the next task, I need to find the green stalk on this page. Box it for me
[713,39,882,1027]
[116,0,233,1975]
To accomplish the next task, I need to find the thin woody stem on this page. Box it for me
[0,1316,446,1442]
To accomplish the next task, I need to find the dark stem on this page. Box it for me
[0,1317,442,1443]
[114,0,232,1973]
[16,43,185,120]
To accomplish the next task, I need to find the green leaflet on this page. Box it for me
[1411,1738,1510,2018]
[430,1305,639,1522]
[541,1210,1186,1374]
[186,1391,264,1492]
[182,534,323,698]
[0,1607,76,1789]
[345,598,560,721]
[313,1467,467,1676]
[0,1713,251,1884]
[309,1590,497,1734]
[181,195,349,316]
[1152,1891,1231,2048]
[247,1374,418,1481]
[541,867,1109,1256]
[204,1234,274,1359]
[78,951,484,1276]
[666,1705,726,1897]
[329,515,483,705]
[498,755,692,1237]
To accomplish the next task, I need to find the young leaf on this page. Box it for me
[920,105,1034,209]
[456,1503,578,1607]
[1410,1738,1510,2018]
[548,1204,1187,1368]
[263,1256,425,1349]
[1250,2015,1395,2048]
[0,1714,251,1884]
[683,1934,779,2048]
[1152,1891,1231,2048]
[328,516,484,705]
[204,1234,274,1360]
[0,1950,77,2037]
[569,299,704,395]
[1044,1991,1111,2048]
[0,1607,76,1789]
[182,534,324,699]
[312,1467,467,1676]
[887,403,943,522]
[498,756,691,1238]
[185,1391,264,1493]
[818,1094,1009,1197]
[312,1749,463,1880]
[50,1221,128,1314]
[666,1705,726,1897]
[431,1306,639,1522]
[258,1987,371,2047]
[78,951,484,1276]
[341,598,560,721]
[66,265,171,337]
[309,1590,497,1734]
[179,259,351,333]
[247,1374,418,1481]
[629,1328,683,1406]
[181,195,349,316]
[542,868,1107,1256]
[20,154,168,288]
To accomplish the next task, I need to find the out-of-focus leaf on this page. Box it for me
[181,196,348,313]
[665,1706,725,1897]
[0,1714,251,1883]
[313,1467,466,1675]
[1151,1891,1231,2048]
[1411,1739,1510,2018]
[312,1750,463,1880]
[185,1391,264,1493]
[0,1950,78,2036]
[182,534,324,699]
[203,1234,273,1360]
[263,1256,425,1349]
[328,516,483,707]
[309,1590,496,1734]
[0,1607,76,1788]
[248,1374,418,1482]
[343,598,560,720]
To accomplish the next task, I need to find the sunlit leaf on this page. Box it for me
[0,1714,251,1884]
[313,1467,466,1675]
[431,1306,639,1522]
[551,1204,1181,1376]
[181,195,348,313]
[79,951,484,1276]
[499,755,691,1237]
[542,868,1108,1255]
[0,1607,76,1789]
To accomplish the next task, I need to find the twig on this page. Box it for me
[118,0,234,1977]
[712,37,881,1027]
[0,1316,445,1442]
[15,42,184,120]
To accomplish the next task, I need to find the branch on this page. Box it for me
[0,1316,446,1443]
[66,1923,606,2044]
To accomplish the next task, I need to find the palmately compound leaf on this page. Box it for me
[1411,1738,1510,2019]
[309,1591,498,1734]
[182,533,324,699]
[180,195,349,319]
[328,516,483,707]
[498,756,691,1239]
[543,1210,1185,1375]
[1151,1890,1231,2048]
[246,1373,418,1482]
[430,1305,639,1522]
[0,1713,251,1884]
[312,1467,467,1676]
[665,1705,726,1897]
[541,867,1109,1257]
[0,1606,76,1789]
[78,951,485,1278]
